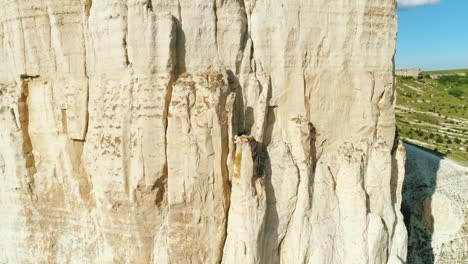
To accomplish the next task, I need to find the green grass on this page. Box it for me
[396,69,468,164]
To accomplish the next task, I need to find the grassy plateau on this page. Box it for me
[396,69,468,164]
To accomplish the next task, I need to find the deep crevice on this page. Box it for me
[17,81,37,199]
[84,0,92,17]
[123,37,130,67]
[81,0,90,140]
[147,0,153,12]
[213,0,219,51]
[123,2,132,69]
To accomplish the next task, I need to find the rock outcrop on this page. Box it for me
[395,69,423,79]
[403,143,468,264]
[0,1,406,263]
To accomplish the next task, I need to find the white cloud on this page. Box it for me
[398,0,440,8]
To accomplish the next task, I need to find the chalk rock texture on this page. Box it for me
[0,0,406,263]
[403,143,468,264]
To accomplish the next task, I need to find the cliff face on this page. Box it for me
[0,1,406,263]
[403,144,468,264]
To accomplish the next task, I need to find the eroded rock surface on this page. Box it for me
[403,143,468,264]
[0,1,406,263]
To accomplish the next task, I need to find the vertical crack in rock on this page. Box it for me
[46,11,57,74]
[81,0,91,140]
[174,18,186,75]
[177,0,182,23]
[220,91,237,260]
[123,2,131,69]
[370,71,385,142]
[213,0,219,52]
[61,109,68,134]
[17,81,36,198]
[161,77,174,206]
[123,33,130,68]
[84,0,92,17]
[146,0,153,12]
[233,0,248,76]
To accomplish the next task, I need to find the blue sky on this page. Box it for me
[396,0,468,70]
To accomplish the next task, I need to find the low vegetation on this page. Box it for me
[396,69,468,164]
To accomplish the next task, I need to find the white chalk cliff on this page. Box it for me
[0,1,407,263]
[403,143,468,264]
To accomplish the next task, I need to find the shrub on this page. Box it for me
[438,75,468,86]
[448,89,463,98]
